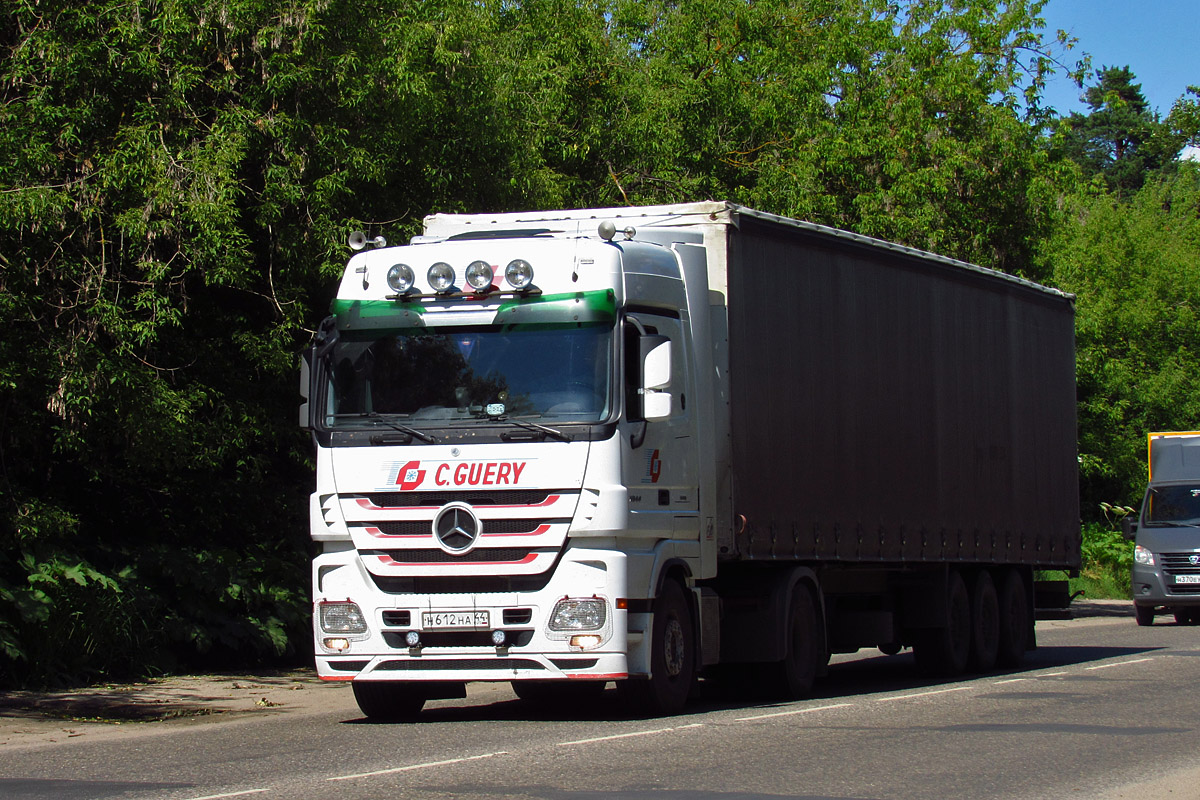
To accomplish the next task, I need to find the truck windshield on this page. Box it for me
[322,322,612,427]
[1147,485,1200,524]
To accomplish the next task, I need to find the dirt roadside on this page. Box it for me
[0,670,356,748]
[0,599,1134,749]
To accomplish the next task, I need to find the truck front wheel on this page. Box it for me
[620,579,695,716]
[352,681,426,721]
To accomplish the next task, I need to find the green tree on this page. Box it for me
[1058,65,1167,195]
[1043,163,1200,517]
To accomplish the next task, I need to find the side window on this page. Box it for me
[623,318,654,423]
[624,312,688,422]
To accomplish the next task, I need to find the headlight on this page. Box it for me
[505,259,534,289]
[549,598,607,631]
[428,262,456,292]
[465,260,495,292]
[387,263,415,292]
[320,601,368,634]
[1134,545,1155,566]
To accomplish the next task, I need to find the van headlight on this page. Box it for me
[1134,545,1155,566]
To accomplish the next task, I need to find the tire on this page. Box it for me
[996,568,1031,667]
[1134,603,1155,627]
[879,643,902,656]
[512,680,607,705]
[619,579,695,716]
[1171,607,1199,625]
[352,681,426,721]
[764,583,822,700]
[913,569,971,677]
[969,571,1000,672]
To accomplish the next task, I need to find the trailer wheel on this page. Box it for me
[968,571,1000,672]
[352,681,425,721]
[764,582,821,699]
[996,569,1031,666]
[913,569,971,676]
[620,579,695,716]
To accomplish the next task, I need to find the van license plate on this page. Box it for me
[1174,575,1200,585]
[422,611,489,629]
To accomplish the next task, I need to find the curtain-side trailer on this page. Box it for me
[301,202,1080,719]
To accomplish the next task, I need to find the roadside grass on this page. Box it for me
[1072,522,1132,600]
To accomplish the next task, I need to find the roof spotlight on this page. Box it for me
[387,263,415,293]
[465,260,495,292]
[505,259,534,290]
[428,262,456,293]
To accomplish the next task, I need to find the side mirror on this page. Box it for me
[641,335,672,422]
[1121,515,1138,541]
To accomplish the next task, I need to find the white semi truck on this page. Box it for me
[300,202,1080,719]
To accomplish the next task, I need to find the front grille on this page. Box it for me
[1160,552,1200,569]
[383,630,535,648]
[370,572,556,595]
[368,548,533,563]
[367,519,553,536]
[359,490,555,508]
[375,658,545,671]
[1161,553,1200,593]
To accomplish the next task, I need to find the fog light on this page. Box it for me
[324,637,350,652]
[405,631,421,648]
[492,630,507,646]
[570,635,603,650]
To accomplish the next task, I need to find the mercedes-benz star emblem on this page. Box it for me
[434,503,481,553]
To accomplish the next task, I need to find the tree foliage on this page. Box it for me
[1043,164,1200,513]
[0,0,1193,683]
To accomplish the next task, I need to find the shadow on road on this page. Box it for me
[342,639,1167,726]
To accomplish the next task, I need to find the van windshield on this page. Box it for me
[322,321,613,427]
[1147,485,1200,524]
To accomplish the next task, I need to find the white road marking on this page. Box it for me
[185,791,269,800]
[557,723,703,746]
[326,751,509,781]
[875,686,973,702]
[1085,657,1154,671]
[735,702,855,722]
[992,678,1029,685]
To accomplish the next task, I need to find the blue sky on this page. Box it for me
[1037,0,1199,117]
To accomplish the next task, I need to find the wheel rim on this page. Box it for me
[663,617,686,677]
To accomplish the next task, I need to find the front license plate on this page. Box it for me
[422,610,489,630]
[1174,574,1200,585]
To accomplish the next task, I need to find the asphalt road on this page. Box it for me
[2,602,1198,800]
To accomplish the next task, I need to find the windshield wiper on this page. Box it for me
[476,414,571,442]
[330,412,438,444]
